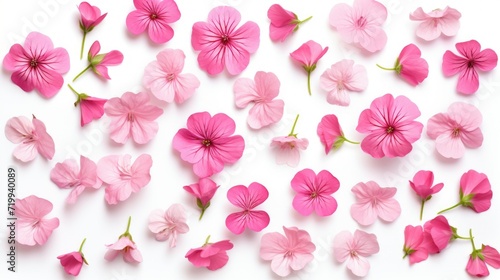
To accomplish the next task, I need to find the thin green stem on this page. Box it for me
[73,64,92,82]
[199,208,206,221]
[67,84,80,97]
[78,238,87,253]
[437,202,462,214]
[307,71,312,95]
[469,229,476,251]
[376,64,396,71]
[80,32,87,60]
[289,114,300,136]
[455,235,473,240]
[343,137,360,145]
[419,199,425,221]
[204,235,211,246]
[124,216,132,235]
[299,16,312,24]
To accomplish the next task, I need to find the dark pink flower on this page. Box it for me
[78,2,107,59]
[410,6,461,41]
[423,215,454,253]
[73,41,124,81]
[191,6,260,75]
[57,238,88,276]
[350,181,401,225]
[317,114,359,154]
[104,217,142,263]
[291,169,340,216]
[377,44,429,86]
[442,40,497,94]
[68,84,107,127]
[15,195,59,246]
[403,225,431,264]
[267,4,312,42]
[183,178,219,220]
[409,170,444,220]
[185,236,233,271]
[467,245,500,277]
[290,40,328,95]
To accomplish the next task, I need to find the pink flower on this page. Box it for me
[356,94,423,158]
[377,44,429,86]
[333,230,379,277]
[73,41,124,81]
[5,115,55,162]
[233,71,284,129]
[50,155,102,204]
[15,195,59,246]
[271,114,308,167]
[69,84,107,127]
[409,170,444,220]
[148,204,189,248]
[350,181,401,225]
[260,226,316,277]
[173,112,245,178]
[410,6,461,41]
[320,59,368,106]
[78,2,107,59]
[317,114,359,154]
[57,238,88,276]
[126,0,181,44]
[184,178,218,220]
[104,91,163,144]
[185,236,233,271]
[97,154,152,205]
[225,182,270,234]
[427,102,483,159]
[3,32,69,98]
[291,169,340,216]
[191,6,260,75]
[467,244,500,277]
[329,0,387,52]
[290,40,328,95]
[402,225,431,264]
[143,49,200,104]
[105,217,142,263]
[442,40,498,94]
[267,4,312,42]
[423,215,454,253]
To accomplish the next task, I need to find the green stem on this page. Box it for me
[437,202,462,214]
[455,235,473,240]
[343,137,360,145]
[299,16,312,24]
[469,229,476,251]
[203,235,211,246]
[419,199,425,221]
[376,64,396,71]
[73,64,92,82]
[124,216,132,235]
[80,32,87,60]
[288,114,300,136]
[307,71,312,95]
[78,238,86,253]
[199,208,206,221]
[67,84,80,97]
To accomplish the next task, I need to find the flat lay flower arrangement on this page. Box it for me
[1,0,499,279]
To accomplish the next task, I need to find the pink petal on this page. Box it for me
[191,23,225,75]
[32,117,55,160]
[333,231,352,263]
[245,210,270,232]
[148,209,168,233]
[224,43,251,75]
[172,129,204,164]
[467,256,489,277]
[206,252,229,271]
[130,112,161,144]
[3,44,26,72]
[351,201,377,226]
[100,50,124,66]
[12,143,38,162]
[33,217,60,245]
[435,133,465,159]
[317,114,343,154]
[80,97,107,126]
[415,20,441,41]
[50,159,79,188]
[254,71,280,101]
[316,169,340,194]
[409,7,431,21]
[225,211,247,234]
[438,15,460,37]
[375,198,401,222]
[409,248,429,264]
[353,230,380,256]
[457,67,479,94]
[270,254,292,277]
[96,155,120,185]
[126,10,149,35]
[27,67,65,98]
[233,77,258,108]
[44,47,70,74]
[291,168,316,194]
[66,186,86,204]
[329,3,355,43]
[157,48,184,75]
[5,116,33,143]
[447,102,482,129]
[260,232,287,260]
[346,255,370,277]
[483,246,500,269]
[292,194,315,216]
[130,154,152,191]
[247,100,284,129]
[224,22,260,75]
[426,112,452,140]
[148,20,174,44]
[288,252,314,272]
[267,4,296,27]
[461,128,483,148]
[313,195,338,216]
[269,24,295,43]
[89,41,100,59]
[124,248,142,263]
[474,49,498,72]
[442,50,467,77]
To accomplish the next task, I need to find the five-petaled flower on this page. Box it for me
[350,181,401,225]
[291,169,340,216]
[148,204,189,248]
[333,230,380,277]
[320,59,368,106]
[409,6,461,41]
[15,195,60,246]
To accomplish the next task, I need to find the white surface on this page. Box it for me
[1,0,500,279]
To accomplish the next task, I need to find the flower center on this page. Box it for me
[221,35,230,45]
[166,73,175,81]
[452,127,460,137]
[285,251,294,257]
[30,59,38,68]
[202,139,212,147]
[386,126,395,134]
[310,192,318,198]
[127,113,134,122]
[356,16,367,28]
[350,250,358,257]
[467,60,475,68]
[150,13,158,20]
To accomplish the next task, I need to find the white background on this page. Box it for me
[1,0,500,279]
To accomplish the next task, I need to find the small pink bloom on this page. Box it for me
[79,96,107,126]
[317,114,359,154]
[225,182,270,234]
[126,0,181,44]
[78,2,107,32]
[427,102,483,159]
[410,6,461,41]
[271,136,308,167]
[329,0,387,52]
[267,4,312,42]
[173,112,245,178]
[57,238,88,276]
[320,59,368,106]
[442,40,498,94]
[104,91,164,144]
[3,32,69,98]
[148,204,189,247]
[233,71,284,129]
[350,181,401,225]
[73,40,124,81]
[50,155,102,204]
[192,6,260,75]
[377,44,429,86]
[105,217,142,263]
[185,236,233,271]
[356,94,423,158]
[403,225,430,264]
[291,169,340,216]
[333,230,379,277]
[184,178,218,220]
[5,115,55,162]
[290,40,328,95]
[409,170,444,220]
[467,244,500,277]
[15,195,59,246]
[423,215,453,253]
[97,154,152,205]
[143,49,200,104]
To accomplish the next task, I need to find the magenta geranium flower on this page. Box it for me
[68,84,107,127]
[173,112,245,178]
[57,238,88,276]
[320,59,368,106]
[15,195,59,246]
[467,242,500,277]
[233,71,284,129]
[409,170,444,220]
[377,44,429,86]
[290,40,328,95]
[143,49,200,104]
[191,6,260,75]
[410,6,461,41]
[78,2,107,59]
[3,32,69,98]
[260,226,316,277]
[333,230,379,277]
[350,181,401,225]
[403,225,431,264]
[126,0,180,44]
[104,91,163,144]
[443,40,498,94]
[423,215,454,253]
[329,0,387,52]
[148,204,189,248]
[317,114,359,154]
[291,169,340,216]
[184,178,218,220]
[427,102,483,159]
[356,94,423,158]
[267,4,312,42]
[73,40,124,81]
[105,217,142,263]
[225,182,270,234]
[185,236,233,271]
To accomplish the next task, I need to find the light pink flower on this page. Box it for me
[442,40,498,94]
[105,217,142,263]
[184,178,218,220]
[320,59,367,106]
[423,215,454,253]
[233,71,284,129]
[3,32,69,98]
[57,238,88,276]
[148,204,189,247]
[333,230,379,277]
[191,6,260,75]
[377,44,429,86]
[15,195,59,246]
[143,49,200,104]
[104,91,163,144]
[78,2,107,59]
[329,0,387,52]
[403,225,431,264]
[410,6,461,41]
[427,102,483,159]
[225,182,270,234]
[185,236,233,271]
[350,181,401,225]
[291,169,340,216]
[260,226,316,277]
[271,114,308,167]
[50,155,102,204]
[5,115,55,162]
[69,84,107,127]
[126,0,180,44]
[97,154,152,205]
[290,40,328,95]
[467,244,500,277]
[173,112,245,178]
[267,4,312,42]
[317,114,359,154]
[74,41,124,81]
[356,94,423,158]
[409,170,444,220]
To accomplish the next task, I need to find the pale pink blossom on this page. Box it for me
[410,6,461,41]
[267,4,312,42]
[409,170,444,220]
[320,59,367,106]
[78,2,107,59]
[350,181,401,225]
[69,84,107,127]
[143,49,200,104]
[290,40,328,95]
[148,204,189,247]
[105,217,142,263]
[377,44,429,86]
[233,71,284,129]
[15,195,59,246]
[291,169,339,216]
[57,238,88,276]
[333,230,379,277]
[271,114,308,167]
[185,236,233,271]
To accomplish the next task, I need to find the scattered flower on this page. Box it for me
[333,230,379,277]
[68,84,107,127]
[73,40,124,81]
[148,204,189,248]
[185,235,233,271]
[290,40,328,95]
[267,4,312,42]
[105,217,142,263]
[317,114,359,154]
[184,178,219,220]
[271,114,308,167]
[350,181,401,225]
[409,6,461,41]
[78,2,107,59]
[320,59,368,106]
[402,225,431,264]
[466,233,500,278]
[409,170,444,220]
[57,238,88,276]
[377,44,429,86]
[291,169,340,216]
[15,195,59,246]
[423,215,468,254]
